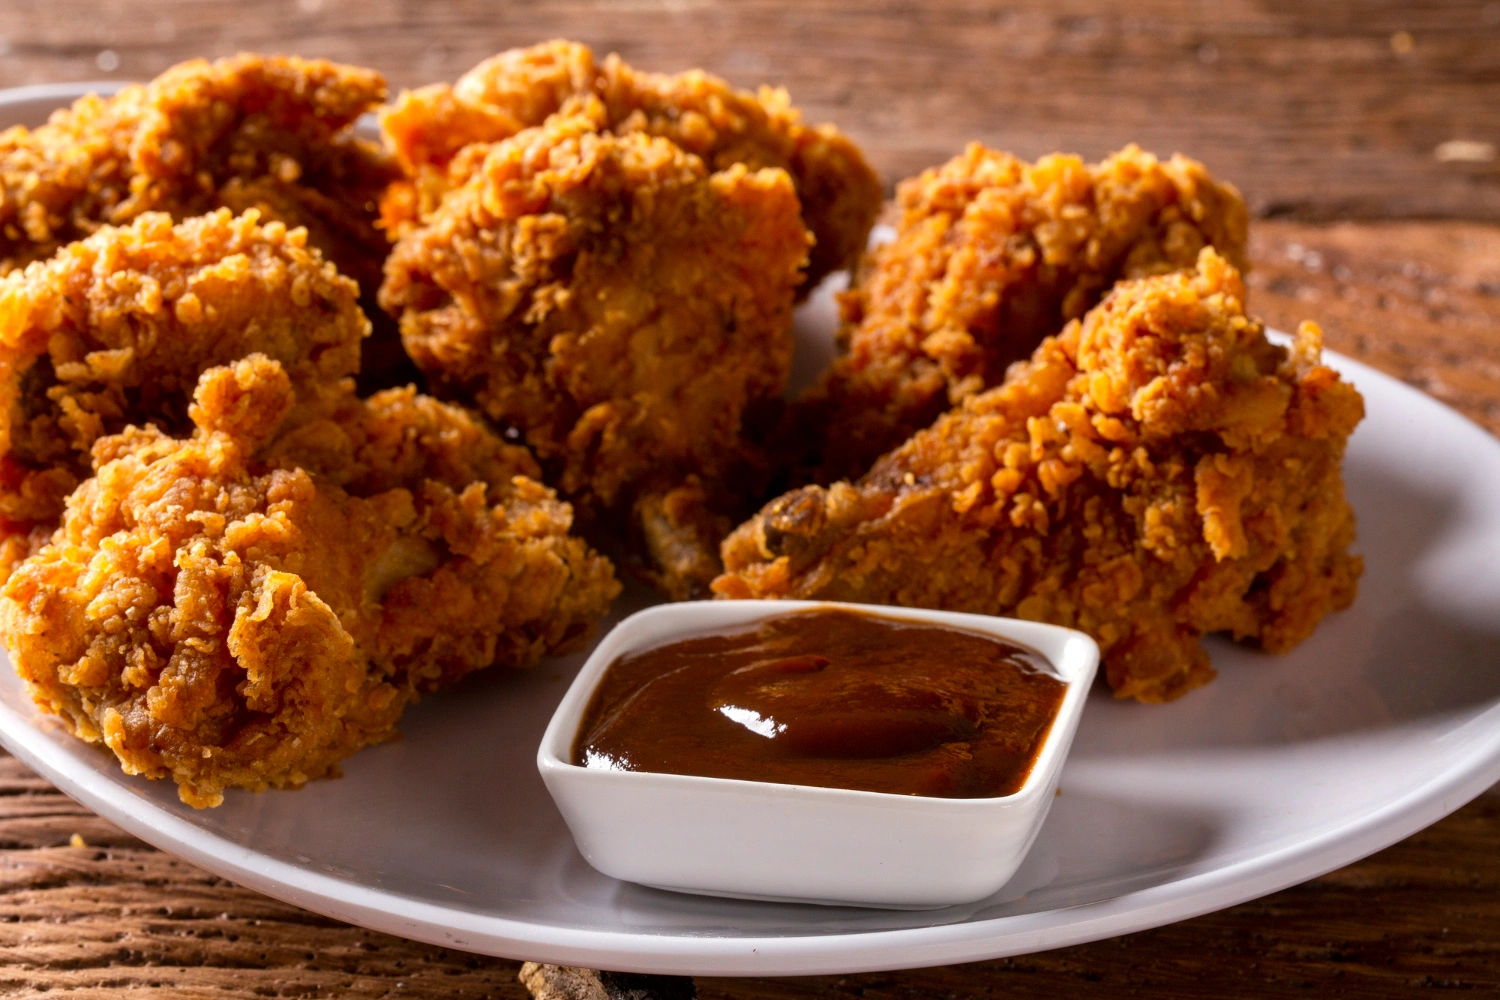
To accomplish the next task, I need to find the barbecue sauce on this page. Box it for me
[574,608,1067,798]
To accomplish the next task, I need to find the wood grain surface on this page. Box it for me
[1,2,1499,997]
[0,0,1498,222]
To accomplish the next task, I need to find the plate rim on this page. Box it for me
[1,81,1499,976]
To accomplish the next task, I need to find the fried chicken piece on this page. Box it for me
[0,210,367,539]
[380,114,810,598]
[784,144,1250,485]
[0,53,395,292]
[0,356,619,806]
[380,39,881,291]
[715,250,1363,702]
[0,53,404,389]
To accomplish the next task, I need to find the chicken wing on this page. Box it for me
[716,250,1363,702]
[379,39,881,292]
[782,144,1250,485]
[1,356,619,806]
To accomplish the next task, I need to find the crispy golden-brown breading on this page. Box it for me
[0,356,619,806]
[380,114,810,598]
[0,54,396,294]
[784,144,1250,485]
[379,39,881,291]
[0,210,368,536]
[266,380,543,498]
[715,250,1363,703]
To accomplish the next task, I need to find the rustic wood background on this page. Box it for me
[3,1,1500,997]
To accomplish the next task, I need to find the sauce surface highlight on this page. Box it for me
[574,608,1067,798]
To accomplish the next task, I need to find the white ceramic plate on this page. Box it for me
[3,83,1500,977]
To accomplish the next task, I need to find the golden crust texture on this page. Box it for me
[379,39,882,290]
[0,209,368,533]
[0,54,396,294]
[0,357,619,806]
[265,380,544,498]
[715,250,1363,703]
[785,143,1251,485]
[380,114,810,597]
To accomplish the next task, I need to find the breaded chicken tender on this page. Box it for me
[380,39,881,291]
[715,251,1363,703]
[0,210,367,538]
[0,356,619,806]
[785,144,1250,485]
[0,54,395,293]
[380,114,811,598]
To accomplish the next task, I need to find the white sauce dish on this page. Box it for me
[537,600,1099,909]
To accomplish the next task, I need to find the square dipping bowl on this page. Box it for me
[537,601,1099,909]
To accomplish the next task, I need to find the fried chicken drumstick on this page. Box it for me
[380,113,811,598]
[716,250,1363,702]
[379,39,882,292]
[784,144,1250,485]
[0,356,618,806]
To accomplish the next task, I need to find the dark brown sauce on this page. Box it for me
[573,608,1067,798]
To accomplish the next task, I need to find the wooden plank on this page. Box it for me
[0,1,1496,221]
[1250,220,1500,435]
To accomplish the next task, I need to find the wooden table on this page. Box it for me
[3,2,1499,996]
